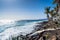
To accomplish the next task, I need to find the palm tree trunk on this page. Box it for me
[47,14,49,21]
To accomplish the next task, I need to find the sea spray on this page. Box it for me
[0,20,42,40]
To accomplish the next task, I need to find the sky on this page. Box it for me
[0,0,55,20]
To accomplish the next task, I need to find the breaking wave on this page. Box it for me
[0,19,46,40]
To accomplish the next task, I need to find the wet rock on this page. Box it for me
[12,21,60,40]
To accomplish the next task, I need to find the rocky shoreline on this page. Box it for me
[12,21,60,40]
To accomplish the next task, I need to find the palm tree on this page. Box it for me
[45,7,50,21]
[54,4,59,14]
[53,0,60,23]
[50,10,54,21]
[53,0,60,14]
[53,4,59,21]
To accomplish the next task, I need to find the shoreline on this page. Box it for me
[11,20,60,40]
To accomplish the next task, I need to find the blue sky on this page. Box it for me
[0,0,55,20]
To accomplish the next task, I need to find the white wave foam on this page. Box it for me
[0,21,38,40]
[0,20,15,26]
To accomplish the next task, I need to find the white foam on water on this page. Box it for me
[0,21,38,40]
[0,20,15,26]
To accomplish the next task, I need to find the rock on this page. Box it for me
[11,21,60,40]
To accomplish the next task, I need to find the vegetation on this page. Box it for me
[45,7,50,21]
[45,7,54,21]
[45,0,60,22]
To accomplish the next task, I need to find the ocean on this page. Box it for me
[0,19,47,40]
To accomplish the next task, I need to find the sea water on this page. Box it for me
[0,19,46,40]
